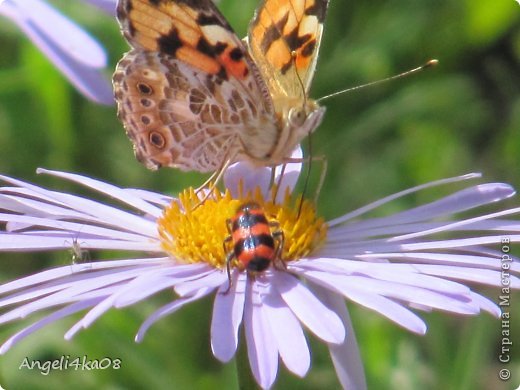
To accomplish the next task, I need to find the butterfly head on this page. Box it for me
[261,98,325,165]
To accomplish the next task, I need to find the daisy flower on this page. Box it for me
[0,0,115,104]
[0,162,518,389]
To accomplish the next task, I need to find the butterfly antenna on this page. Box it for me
[317,59,438,103]
[292,51,308,108]
[290,51,314,217]
[298,135,313,218]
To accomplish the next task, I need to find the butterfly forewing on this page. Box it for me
[248,0,329,99]
[114,0,279,171]
[113,0,329,173]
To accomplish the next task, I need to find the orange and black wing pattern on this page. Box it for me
[248,0,329,99]
[118,0,258,83]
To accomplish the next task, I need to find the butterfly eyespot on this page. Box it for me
[113,0,329,172]
[137,83,153,95]
[288,107,306,127]
[140,98,152,108]
[149,131,166,149]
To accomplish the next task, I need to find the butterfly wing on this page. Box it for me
[247,0,329,99]
[113,0,278,171]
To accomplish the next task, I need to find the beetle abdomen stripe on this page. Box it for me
[234,234,274,257]
[232,212,269,231]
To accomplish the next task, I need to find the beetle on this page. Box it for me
[223,202,284,292]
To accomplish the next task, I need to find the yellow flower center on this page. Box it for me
[157,187,327,269]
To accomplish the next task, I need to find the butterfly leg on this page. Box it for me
[193,158,233,209]
[271,162,288,202]
[281,154,328,215]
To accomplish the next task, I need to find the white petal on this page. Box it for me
[12,0,107,67]
[0,234,159,252]
[263,288,310,377]
[0,298,100,354]
[303,271,427,334]
[310,282,367,390]
[244,279,278,390]
[389,206,520,242]
[0,257,167,295]
[135,287,213,342]
[470,292,501,317]
[295,258,472,295]
[0,1,113,104]
[0,174,158,237]
[354,252,519,272]
[174,269,225,296]
[223,161,272,197]
[83,0,116,15]
[211,271,246,362]
[272,272,345,344]
[274,146,303,202]
[37,168,164,218]
[0,213,150,242]
[328,173,481,226]
[413,264,520,287]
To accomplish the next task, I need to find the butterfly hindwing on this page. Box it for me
[113,0,326,174]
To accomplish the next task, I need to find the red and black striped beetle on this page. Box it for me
[223,202,284,292]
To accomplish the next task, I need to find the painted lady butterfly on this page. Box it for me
[113,0,329,173]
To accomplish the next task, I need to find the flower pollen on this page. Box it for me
[157,187,327,270]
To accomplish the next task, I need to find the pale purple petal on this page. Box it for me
[0,174,159,237]
[273,146,303,202]
[353,253,520,272]
[0,299,102,354]
[263,287,310,377]
[469,292,501,317]
[174,268,225,296]
[244,279,278,390]
[83,0,116,15]
[37,168,164,219]
[302,264,479,315]
[0,258,167,295]
[389,206,520,242]
[69,266,216,334]
[0,0,113,104]
[271,271,345,343]
[0,234,159,252]
[381,183,515,227]
[310,282,367,390]
[330,183,514,236]
[123,188,174,207]
[301,270,427,334]
[224,161,272,198]
[135,287,214,342]
[398,235,520,252]
[211,271,246,362]
[0,214,151,243]
[328,173,481,226]
[412,264,520,288]
[0,267,165,323]
[113,266,212,307]
[295,259,472,295]
[3,0,107,67]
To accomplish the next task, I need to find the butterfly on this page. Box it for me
[113,0,329,174]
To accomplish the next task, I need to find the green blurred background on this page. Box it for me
[0,0,519,389]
